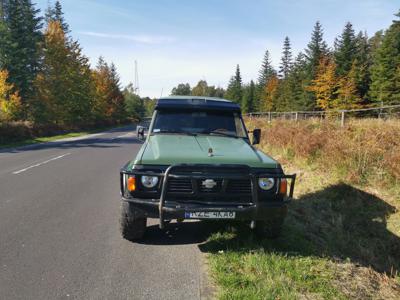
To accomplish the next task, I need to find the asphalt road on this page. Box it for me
[0,126,211,300]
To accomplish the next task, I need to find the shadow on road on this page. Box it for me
[0,126,142,154]
[137,221,222,246]
[196,183,400,276]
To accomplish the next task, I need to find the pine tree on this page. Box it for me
[279,36,293,78]
[258,50,276,88]
[1,0,43,113]
[45,1,69,33]
[354,31,372,100]
[305,21,329,77]
[369,10,400,105]
[225,65,243,104]
[334,22,357,76]
[242,80,256,113]
[108,63,125,122]
[285,52,311,110]
[304,21,329,110]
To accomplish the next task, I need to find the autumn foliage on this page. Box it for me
[0,70,22,122]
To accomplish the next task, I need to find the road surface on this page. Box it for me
[0,126,211,300]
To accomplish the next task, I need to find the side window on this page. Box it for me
[234,113,247,137]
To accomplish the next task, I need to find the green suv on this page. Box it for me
[120,96,296,241]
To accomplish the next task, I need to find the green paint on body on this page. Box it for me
[131,134,278,169]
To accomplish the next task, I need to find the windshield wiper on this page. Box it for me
[200,130,238,138]
[153,130,197,136]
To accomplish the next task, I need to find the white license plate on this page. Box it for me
[185,212,236,219]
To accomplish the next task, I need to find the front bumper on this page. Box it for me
[122,196,290,221]
[120,163,296,228]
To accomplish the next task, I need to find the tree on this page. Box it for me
[305,21,329,77]
[124,83,145,121]
[45,0,69,33]
[260,74,279,111]
[354,31,372,100]
[171,83,191,95]
[34,21,93,125]
[334,22,357,76]
[304,21,329,110]
[284,52,312,110]
[369,10,400,105]
[258,50,276,88]
[279,36,293,78]
[336,61,362,109]
[242,80,256,113]
[108,63,126,122]
[191,80,209,96]
[308,56,338,110]
[1,0,43,113]
[0,69,21,121]
[92,57,125,124]
[225,65,243,104]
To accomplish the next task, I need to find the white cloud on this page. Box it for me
[78,31,176,44]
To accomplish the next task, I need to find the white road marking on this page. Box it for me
[116,133,134,138]
[12,153,71,175]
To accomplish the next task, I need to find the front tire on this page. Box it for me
[255,218,284,239]
[120,201,147,241]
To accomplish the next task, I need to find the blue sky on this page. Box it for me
[35,0,399,97]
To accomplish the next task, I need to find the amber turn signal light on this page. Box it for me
[127,176,136,192]
[279,179,287,195]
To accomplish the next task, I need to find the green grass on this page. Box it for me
[0,124,126,149]
[204,232,344,300]
[201,148,400,299]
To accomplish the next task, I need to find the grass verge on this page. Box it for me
[0,124,128,149]
[201,119,400,300]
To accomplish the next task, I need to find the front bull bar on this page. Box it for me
[157,164,296,229]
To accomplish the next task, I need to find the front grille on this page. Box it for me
[198,179,223,193]
[167,178,193,193]
[226,179,252,194]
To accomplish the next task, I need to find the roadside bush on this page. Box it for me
[246,118,400,186]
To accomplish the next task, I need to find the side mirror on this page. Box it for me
[137,126,146,140]
[252,129,261,145]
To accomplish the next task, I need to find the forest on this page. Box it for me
[0,0,146,137]
[1,0,400,138]
[171,9,400,113]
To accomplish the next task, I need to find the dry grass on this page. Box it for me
[202,118,400,300]
[246,118,400,190]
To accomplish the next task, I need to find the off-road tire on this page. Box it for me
[120,201,147,241]
[255,218,284,239]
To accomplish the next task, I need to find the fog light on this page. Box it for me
[258,178,275,190]
[127,176,136,192]
[141,176,159,188]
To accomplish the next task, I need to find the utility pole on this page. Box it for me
[134,60,140,96]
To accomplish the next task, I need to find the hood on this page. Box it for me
[135,134,278,168]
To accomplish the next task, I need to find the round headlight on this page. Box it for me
[258,178,275,190]
[141,176,159,188]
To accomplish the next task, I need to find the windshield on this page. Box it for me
[151,110,248,138]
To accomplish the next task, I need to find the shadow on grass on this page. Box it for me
[198,183,399,276]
